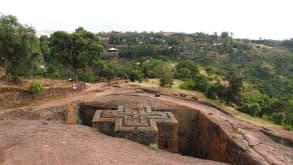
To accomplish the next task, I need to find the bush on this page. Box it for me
[271,112,286,124]
[205,85,218,99]
[129,70,144,82]
[158,62,174,87]
[78,71,96,82]
[160,75,173,87]
[175,60,199,79]
[180,80,195,90]
[238,103,261,116]
[30,82,44,94]
[205,83,227,100]
[193,75,210,92]
[175,68,192,79]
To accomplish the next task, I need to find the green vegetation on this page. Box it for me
[0,14,292,129]
[0,15,42,82]
[49,27,103,82]
[30,82,44,94]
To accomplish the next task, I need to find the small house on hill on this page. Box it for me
[108,47,119,53]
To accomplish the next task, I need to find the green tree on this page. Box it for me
[205,85,218,99]
[160,73,173,87]
[129,70,144,82]
[0,15,42,82]
[100,62,117,81]
[50,27,103,82]
[159,64,174,88]
[225,70,243,104]
[242,93,273,117]
[175,60,199,79]
[119,44,155,58]
[193,74,210,92]
[238,103,261,116]
[39,35,51,63]
[142,59,166,78]
[271,112,286,124]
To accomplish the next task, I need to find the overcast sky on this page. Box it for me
[1,0,292,40]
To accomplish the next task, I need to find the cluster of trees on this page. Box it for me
[0,15,42,82]
[239,92,293,129]
[49,27,103,82]
[179,67,243,105]
[119,44,156,58]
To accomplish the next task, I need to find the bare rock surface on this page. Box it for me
[0,120,225,165]
[0,81,292,165]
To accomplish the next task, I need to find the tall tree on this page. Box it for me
[225,70,243,104]
[39,35,51,63]
[50,27,103,82]
[0,15,42,82]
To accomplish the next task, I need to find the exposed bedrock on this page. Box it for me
[77,104,264,164]
[157,108,262,164]
[1,100,291,164]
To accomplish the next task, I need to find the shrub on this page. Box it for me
[160,75,173,87]
[180,80,195,90]
[271,112,286,124]
[158,63,174,87]
[78,71,96,82]
[30,82,44,94]
[175,60,199,79]
[175,68,192,79]
[205,85,218,99]
[238,103,261,116]
[193,75,210,92]
[129,70,144,82]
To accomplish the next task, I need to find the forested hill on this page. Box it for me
[0,15,292,129]
[98,32,293,98]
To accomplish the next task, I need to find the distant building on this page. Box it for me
[108,47,119,53]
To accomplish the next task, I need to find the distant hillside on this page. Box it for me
[97,32,293,98]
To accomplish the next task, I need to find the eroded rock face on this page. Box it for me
[157,108,265,164]
[193,112,260,164]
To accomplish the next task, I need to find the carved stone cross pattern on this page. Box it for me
[92,105,178,152]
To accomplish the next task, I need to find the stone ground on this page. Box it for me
[0,80,292,165]
[0,120,225,165]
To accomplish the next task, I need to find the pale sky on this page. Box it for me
[1,0,293,40]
